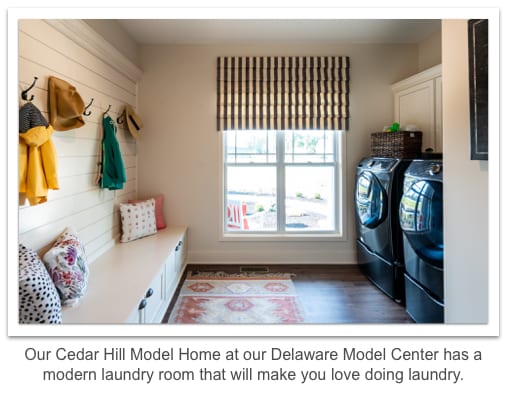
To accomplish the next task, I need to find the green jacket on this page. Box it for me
[100,116,126,190]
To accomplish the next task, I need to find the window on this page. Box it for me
[222,129,344,238]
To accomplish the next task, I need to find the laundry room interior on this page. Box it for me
[14,14,492,329]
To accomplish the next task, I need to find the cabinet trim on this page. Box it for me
[391,64,442,93]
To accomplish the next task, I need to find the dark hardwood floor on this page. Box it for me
[163,264,414,324]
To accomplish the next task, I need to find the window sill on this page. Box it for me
[220,232,346,242]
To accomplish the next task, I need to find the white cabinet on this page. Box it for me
[175,236,186,275]
[392,64,442,153]
[139,266,166,323]
[164,233,187,303]
[133,231,187,323]
[129,267,166,324]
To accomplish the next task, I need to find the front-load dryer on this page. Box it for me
[355,157,412,303]
[399,159,444,323]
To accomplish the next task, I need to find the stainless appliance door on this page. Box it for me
[399,179,443,267]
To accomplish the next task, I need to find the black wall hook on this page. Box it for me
[21,76,38,101]
[83,98,94,116]
[117,110,125,124]
[103,104,111,117]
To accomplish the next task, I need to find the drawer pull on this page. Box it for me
[138,299,147,310]
[145,288,154,298]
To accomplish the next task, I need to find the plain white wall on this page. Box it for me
[418,29,442,71]
[442,20,489,323]
[137,42,419,265]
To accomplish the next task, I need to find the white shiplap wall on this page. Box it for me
[18,19,142,263]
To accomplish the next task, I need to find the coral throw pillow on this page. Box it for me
[42,227,89,306]
[128,194,166,230]
[120,198,157,242]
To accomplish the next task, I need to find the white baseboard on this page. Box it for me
[186,250,358,266]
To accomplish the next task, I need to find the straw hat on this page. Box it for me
[125,105,143,138]
[48,76,85,131]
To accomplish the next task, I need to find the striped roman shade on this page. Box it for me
[217,56,350,131]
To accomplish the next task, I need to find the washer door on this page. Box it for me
[355,171,388,229]
[399,179,443,266]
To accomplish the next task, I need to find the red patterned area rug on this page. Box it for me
[168,272,305,324]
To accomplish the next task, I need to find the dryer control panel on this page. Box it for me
[404,159,443,181]
[359,157,400,173]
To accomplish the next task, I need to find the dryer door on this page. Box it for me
[399,178,443,266]
[355,171,388,229]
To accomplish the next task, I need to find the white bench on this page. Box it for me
[62,226,187,324]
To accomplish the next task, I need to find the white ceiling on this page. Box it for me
[117,19,441,45]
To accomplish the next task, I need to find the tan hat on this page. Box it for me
[48,76,85,131]
[125,105,143,138]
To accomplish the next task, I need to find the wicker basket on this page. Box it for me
[370,131,422,158]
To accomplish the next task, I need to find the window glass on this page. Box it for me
[224,129,341,235]
[285,166,335,231]
[226,130,276,164]
[284,130,335,163]
[226,167,277,231]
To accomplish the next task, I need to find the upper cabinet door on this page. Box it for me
[394,80,435,152]
[392,65,442,154]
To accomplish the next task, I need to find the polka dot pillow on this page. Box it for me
[43,227,89,306]
[19,244,62,324]
[120,198,157,242]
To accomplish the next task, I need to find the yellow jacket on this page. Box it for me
[19,125,59,205]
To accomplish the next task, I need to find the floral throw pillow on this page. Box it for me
[120,198,157,242]
[19,244,62,324]
[43,227,89,306]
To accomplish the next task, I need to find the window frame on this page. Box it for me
[219,129,347,242]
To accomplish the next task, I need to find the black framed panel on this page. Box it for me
[468,19,488,161]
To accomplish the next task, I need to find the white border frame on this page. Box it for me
[7,6,500,338]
